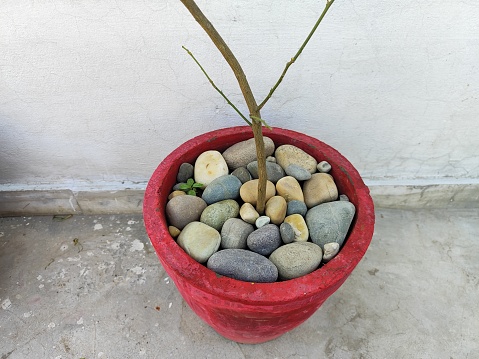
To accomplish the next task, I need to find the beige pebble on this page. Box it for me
[323,242,340,262]
[284,214,309,242]
[303,173,338,208]
[276,176,304,202]
[239,179,276,207]
[194,150,229,186]
[240,203,260,224]
[275,144,317,174]
[265,196,287,225]
[168,190,186,200]
[168,225,181,238]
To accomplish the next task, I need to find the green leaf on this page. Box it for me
[187,190,196,196]
[178,183,189,190]
[192,183,203,188]
[186,178,194,186]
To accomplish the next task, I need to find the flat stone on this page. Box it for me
[323,242,340,262]
[280,222,295,244]
[265,196,287,225]
[276,176,304,202]
[284,164,312,181]
[220,218,254,249]
[317,161,332,173]
[200,199,240,231]
[201,175,242,205]
[239,179,276,207]
[269,242,323,280]
[246,161,285,183]
[247,224,282,256]
[286,200,308,217]
[222,137,275,170]
[239,203,260,224]
[303,173,338,208]
[166,195,207,230]
[275,144,317,174]
[207,249,278,283]
[194,150,229,186]
[306,201,356,249]
[231,167,252,184]
[284,214,309,242]
[177,162,194,183]
[177,221,221,263]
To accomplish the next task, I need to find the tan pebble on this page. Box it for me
[168,226,181,238]
[303,173,338,208]
[240,203,260,224]
[323,242,340,262]
[284,214,309,242]
[265,196,287,225]
[275,145,317,174]
[239,179,276,207]
[276,176,304,202]
[194,150,229,186]
[168,190,186,200]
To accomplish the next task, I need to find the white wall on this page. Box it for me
[1,0,478,191]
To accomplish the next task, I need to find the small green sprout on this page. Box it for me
[178,178,203,196]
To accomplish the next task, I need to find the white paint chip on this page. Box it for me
[130,239,144,252]
[169,302,172,309]
[1,298,12,310]
[77,317,84,325]
[48,322,56,329]
[94,223,103,230]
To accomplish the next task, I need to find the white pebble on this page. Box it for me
[255,216,271,228]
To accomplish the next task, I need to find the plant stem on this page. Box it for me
[257,0,335,112]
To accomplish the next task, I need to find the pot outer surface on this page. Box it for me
[143,126,375,344]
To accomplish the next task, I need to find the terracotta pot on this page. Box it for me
[143,126,375,344]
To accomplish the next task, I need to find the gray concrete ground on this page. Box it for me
[0,208,478,359]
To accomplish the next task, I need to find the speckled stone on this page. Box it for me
[275,144,317,174]
[222,137,275,170]
[276,176,304,202]
[317,161,332,173]
[201,175,242,205]
[265,196,287,225]
[166,195,207,230]
[284,214,309,242]
[303,173,338,208]
[177,221,221,263]
[194,150,229,186]
[220,218,254,249]
[239,203,260,224]
[280,222,295,244]
[306,201,356,249]
[200,199,240,231]
[323,242,340,263]
[284,164,312,181]
[286,200,308,217]
[269,242,323,280]
[246,161,285,183]
[207,249,278,283]
[177,162,194,183]
[247,224,282,256]
[231,167,252,184]
[239,179,276,207]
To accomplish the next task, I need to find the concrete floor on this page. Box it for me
[0,208,478,359]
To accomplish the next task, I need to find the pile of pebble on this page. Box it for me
[166,137,356,283]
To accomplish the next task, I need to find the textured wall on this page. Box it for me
[1,0,478,190]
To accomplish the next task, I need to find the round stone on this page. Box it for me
[303,173,338,208]
[275,144,317,174]
[339,194,350,202]
[284,214,309,242]
[177,162,194,183]
[220,218,254,249]
[284,164,312,181]
[317,161,332,173]
[255,215,271,228]
[286,200,308,217]
[177,221,221,263]
[265,196,287,225]
[239,179,276,207]
[231,167,252,184]
[200,199,240,231]
[201,175,242,205]
[246,161,285,183]
[323,242,340,262]
[168,190,186,200]
[168,225,181,238]
[239,202,260,224]
[166,195,207,230]
[269,242,323,280]
[247,224,282,256]
[222,137,275,170]
[280,222,295,244]
[276,176,304,202]
[207,249,278,283]
[194,150,229,187]
[306,201,356,249]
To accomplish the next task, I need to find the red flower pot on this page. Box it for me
[143,126,375,344]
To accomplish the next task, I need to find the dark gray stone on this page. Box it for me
[231,167,252,184]
[207,249,278,283]
[284,164,312,181]
[247,224,282,256]
[201,175,242,205]
[177,162,194,183]
[220,218,254,249]
[280,222,295,244]
[246,161,285,183]
[305,201,356,249]
[200,199,240,231]
[286,200,308,217]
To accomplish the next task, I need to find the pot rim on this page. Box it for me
[143,126,375,305]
